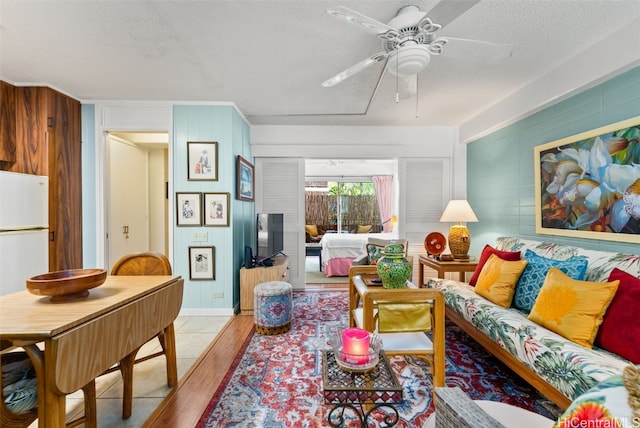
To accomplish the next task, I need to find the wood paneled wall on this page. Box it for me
[1,83,83,271]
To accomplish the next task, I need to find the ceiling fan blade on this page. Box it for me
[326,6,395,35]
[440,37,513,62]
[322,52,389,87]
[426,0,481,28]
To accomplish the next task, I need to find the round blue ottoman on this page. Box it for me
[254,281,292,335]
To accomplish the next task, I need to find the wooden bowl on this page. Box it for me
[26,268,107,302]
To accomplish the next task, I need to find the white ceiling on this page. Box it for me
[1,1,639,128]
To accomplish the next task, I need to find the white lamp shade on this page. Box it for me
[439,200,478,223]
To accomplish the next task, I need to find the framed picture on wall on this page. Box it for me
[188,141,218,181]
[236,156,254,201]
[534,115,640,243]
[189,246,215,280]
[204,192,230,226]
[176,192,202,226]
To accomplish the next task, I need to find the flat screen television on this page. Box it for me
[256,213,284,265]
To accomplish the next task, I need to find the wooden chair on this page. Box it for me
[1,343,96,428]
[348,265,446,387]
[105,251,177,419]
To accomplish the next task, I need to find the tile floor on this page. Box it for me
[28,315,231,428]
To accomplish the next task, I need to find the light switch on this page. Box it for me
[193,232,208,241]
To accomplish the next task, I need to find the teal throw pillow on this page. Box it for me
[513,249,588,312]
[366,244,384,264]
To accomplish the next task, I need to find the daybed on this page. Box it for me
[426,236,639,410]
[320,232,397,276]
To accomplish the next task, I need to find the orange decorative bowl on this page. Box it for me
[27,269,107,302]
[424,232,446,256]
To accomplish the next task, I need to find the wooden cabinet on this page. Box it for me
[240,256,290,315]
[0,81,16,164]
[12,87,83,271]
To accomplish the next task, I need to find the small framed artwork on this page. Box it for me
[189,246,215,280]
[176,192,202,226]
[204,192,230,226]
[236,155,254,201]
[188,141,218,181]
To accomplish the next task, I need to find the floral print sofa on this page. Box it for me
[426,236,639,410]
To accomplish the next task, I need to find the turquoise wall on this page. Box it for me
[173,105,252,310]
[467,66,640,255]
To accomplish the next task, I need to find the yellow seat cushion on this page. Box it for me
[528,267,620,348]
[305,224,319,237]
[357,225,372,234]
[474,254,528,308]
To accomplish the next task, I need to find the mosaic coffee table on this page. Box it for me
[322,350,403,427]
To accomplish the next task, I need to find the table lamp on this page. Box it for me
[439,200,478,260]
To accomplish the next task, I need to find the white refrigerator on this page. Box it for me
[0,171,49,296]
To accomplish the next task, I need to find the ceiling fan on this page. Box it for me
[322,0,513,88]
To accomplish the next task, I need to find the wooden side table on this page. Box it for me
[418,255,478,286]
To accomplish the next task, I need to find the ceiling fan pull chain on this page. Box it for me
[416,74,420,118]
[396,49,400,103]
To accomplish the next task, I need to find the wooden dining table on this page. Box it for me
[0,275,184,428]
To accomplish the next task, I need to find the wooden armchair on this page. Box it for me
[105,252,177,419]
[348,265,445,387]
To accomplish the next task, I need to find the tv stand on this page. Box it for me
[240,256,289,315]
[257,258,274,267]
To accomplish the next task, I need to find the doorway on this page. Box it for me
[106,132,169,270]
[303,159,398,284]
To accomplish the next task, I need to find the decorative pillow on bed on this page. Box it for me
[469,244,521,286]
[513,250,588,312]
[528,268,619,348]
[474,254,528,308]
[595,268,640,363]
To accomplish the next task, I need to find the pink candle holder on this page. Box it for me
[341,327,370,365]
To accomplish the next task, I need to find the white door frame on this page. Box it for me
[93,103,174,270]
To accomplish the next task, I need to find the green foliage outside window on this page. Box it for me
[327,182,375,196]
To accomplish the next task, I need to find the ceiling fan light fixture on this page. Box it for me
[387,44,431,77]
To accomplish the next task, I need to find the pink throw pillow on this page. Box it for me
[469,244,521,286]
[595,268,640,363]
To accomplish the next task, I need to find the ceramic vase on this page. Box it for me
[376,244,411,289]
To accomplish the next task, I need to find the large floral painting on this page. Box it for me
[535,116,640,243]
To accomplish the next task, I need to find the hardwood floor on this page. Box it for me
[143,283,347,428]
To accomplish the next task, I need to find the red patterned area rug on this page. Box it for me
[197,291,561,427]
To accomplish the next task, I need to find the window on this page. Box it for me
[305,180,381,233]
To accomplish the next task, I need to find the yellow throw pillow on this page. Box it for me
[474,254,528,308]
[305,224,319,237]
[357,225,372,234]
[528,267,619,348]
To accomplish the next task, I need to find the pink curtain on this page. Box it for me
[373,175,393,232]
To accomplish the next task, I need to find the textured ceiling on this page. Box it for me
[1,0,639,127]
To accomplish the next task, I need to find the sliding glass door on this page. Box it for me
[306,180,381,233]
